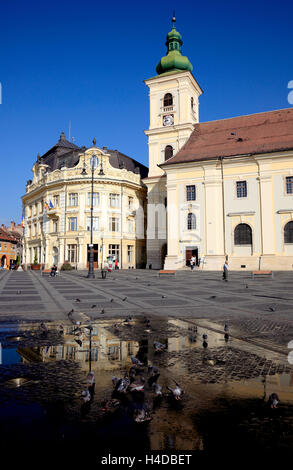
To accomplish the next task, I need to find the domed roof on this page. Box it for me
[156,18,193,76]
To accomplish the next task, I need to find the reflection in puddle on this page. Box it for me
[0,317,292,453]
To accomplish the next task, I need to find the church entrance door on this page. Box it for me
[185,247,198,266]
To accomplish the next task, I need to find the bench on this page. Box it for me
[251,270,273,279]
[41,269,60,277]
[159,270,176,277]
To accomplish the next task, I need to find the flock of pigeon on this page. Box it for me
[39,314,280,423]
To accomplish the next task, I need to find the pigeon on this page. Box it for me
[68,309,74,316]
[203,340,208,348]
[59,324,64,335]
[268,393,279,408]
[202,333,208,340]
[16,290,21,294]
[162,295,167,299]
[210,295,216,299]
[133,408,152,423]
[100,309,105,314]
[269,306,276,312]
[224,323,229,333]
[129,366,137,378]
[154,341,166,352]
[87,371,95,386]
[148,364,158,375]
[129,378,145,392]
[131,356,144,367]
[113,374,130,393]
[148,373,160,387]
[74,339,82,347]
[110,299,114,303]
[245,285,249,289]
[81,390,91,403]
[122,297,127,301]
[75,298,81,302]
[152,383,162,396]
[101,399,120,412]
[91,304,97,309]
[167,380,184,401]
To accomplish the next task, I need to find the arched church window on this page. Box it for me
[187,213,196,230]
[234,223,252,245]
[284,221,293,243]
[164,145,173,161]
[163,93,173,107]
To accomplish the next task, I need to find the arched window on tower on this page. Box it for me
[187,213,196,230]
[163,93,173,107]
[234,223,252,245]
[164,145,173,161]
[284,221,293,243]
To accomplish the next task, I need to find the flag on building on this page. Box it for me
[49,200,54,209]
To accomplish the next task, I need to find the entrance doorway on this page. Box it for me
[1,255,7,268]
[185,247,199,266]
[87,244,99,268]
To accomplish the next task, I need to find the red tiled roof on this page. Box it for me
[162,108,293,166]
[0,229,18,243]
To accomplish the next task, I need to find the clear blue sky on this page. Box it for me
[0,0,292,225]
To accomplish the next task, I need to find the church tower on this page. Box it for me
[143,16,202,269]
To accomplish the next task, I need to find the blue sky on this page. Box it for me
[0,0,292,224]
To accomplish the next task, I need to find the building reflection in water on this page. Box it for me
[17,321,140,373]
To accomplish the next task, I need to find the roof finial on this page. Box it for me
[172,10,176,26]
[92,137,96,147]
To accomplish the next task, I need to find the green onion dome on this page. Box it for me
[156,17,193,76]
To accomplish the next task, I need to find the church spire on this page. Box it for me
[156,16,193,76]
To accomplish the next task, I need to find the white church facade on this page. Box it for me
[143,17,293,271]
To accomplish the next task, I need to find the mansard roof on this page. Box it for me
[37,133,148,178]
[162,107,293,166]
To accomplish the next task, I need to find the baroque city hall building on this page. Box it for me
[22,18,293,271]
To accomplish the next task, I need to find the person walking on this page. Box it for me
[190,256,194,271]
[223,260,229,281]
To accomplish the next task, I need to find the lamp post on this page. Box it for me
[81,141,104,279]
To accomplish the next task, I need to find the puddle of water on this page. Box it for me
[0,317,292,454]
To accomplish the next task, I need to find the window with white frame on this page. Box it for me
[186,185,196,201]
[187,213,196,230]
[52,219,58,233]
[109,193,120,208]
[109,217,119,232]
[286,176,293,194]
[128,219,134,233]
[53,195,59,207]
[87,192,100,206]
[68,193,78,207]
[128,196,134,209]
[68,217,77,231]
[109,244,120,261]
[67,244,77,263]
[236,181,247,198]
[87,217,99,231]
[127,245,133,263]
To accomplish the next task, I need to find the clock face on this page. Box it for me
[163,114,174,126]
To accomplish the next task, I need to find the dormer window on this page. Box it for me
[163,93,173,107]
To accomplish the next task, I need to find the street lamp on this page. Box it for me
[81,142,105,279]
